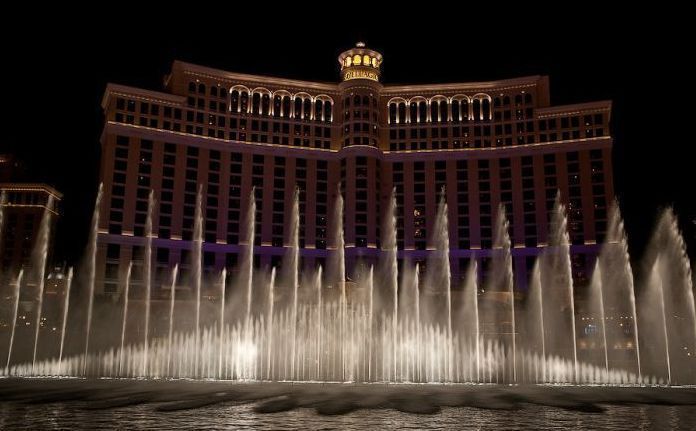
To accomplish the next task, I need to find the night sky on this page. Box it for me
[3,12,694,265]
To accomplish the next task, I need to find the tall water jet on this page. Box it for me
[142,191,155,377]
[243,187,256,325]
[315,266,323,379]
[527,260,545,381]
[83,183,103,375]
[332,184,346,380]
[599,202,640,377]
[286,187,300,380]
[489,204,515,382]
[381,188,399,380]
[541,194,578,381]
[589,262,609,374]
[643,208,695,384]
[5,269,24,371]
[166,264,178,376]
[31,195,54,372]
[192,185,203,377]
[218,268,226,379]
[266,267,276,380]
[57,267,73,375]
[652,258,672,384]
[425,188,451,379]
[461,260,479,381]
[119,262,132,376]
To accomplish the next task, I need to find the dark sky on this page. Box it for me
[2,11,694,265]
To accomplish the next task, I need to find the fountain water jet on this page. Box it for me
[528,261,545,382]
[5,269,24,371]
[599,202,641,378]
[119,262,132,376]
[541,194,578,382]
[31,196,54,372]
[192,185,203,377]
[83,183,103,375]
[167,264,178,376]
[218,268,226,379]
[589,262,609,374]
[57,267,73,375]
[142,191,155,377]
[288,187,300,380]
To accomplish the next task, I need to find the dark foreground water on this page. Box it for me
[1,379,695,430]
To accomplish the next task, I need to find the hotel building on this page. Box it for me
[96,43,613,296]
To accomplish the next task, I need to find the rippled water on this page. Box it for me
[2,402,695,430]
[1,380,695,430]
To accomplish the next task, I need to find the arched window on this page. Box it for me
[410,102,418,123]
[418,102,428,123]
[461,100,469,121]
[515,94,522,105]
[503,96,510,105]
[344,97,351,108]
[524,93,532,104]
[210,86,218,97]
[389,103,397,123]
[430,102,438,122]
[452,101,460,123]
[362,95,370,106]
[354,95,361,106]
[261,94,270,115]
[398,103,406,124]
[324,101,332,122]
[439,101,447,122]
[315,100,323,120]
[198,83,206,94]
[230,90,240,112]
[494,97,501,107]
[294,98,303,118]
[240,92,249,113]
[353,54,361,65]
[282,96,291,118]
[252,93,261,115]
[363,55,370,65]
[482,99,491,120]
[473,99,481,122]
[188,82,196,93]
[303,99,312,120]
[273,96,282,117]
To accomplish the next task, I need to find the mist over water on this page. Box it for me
[1,186,695,386]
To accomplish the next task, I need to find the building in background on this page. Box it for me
[96,43,613,298]
[0,183,62,277]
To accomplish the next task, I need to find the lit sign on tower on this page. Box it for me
[338,42,383,83]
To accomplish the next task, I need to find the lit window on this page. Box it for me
[371,57,378,68]
[353,55,361,65]
[363,55,370,65]
[346,57,352,67]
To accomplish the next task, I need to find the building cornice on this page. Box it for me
[101,83,186,110]
[535,100,613,119]
[173,61,341,94]
[380,76,545,96]
[0,183,63,199]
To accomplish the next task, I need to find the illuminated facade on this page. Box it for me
[97,43,613,296]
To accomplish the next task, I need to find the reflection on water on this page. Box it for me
[1,379,695,430]
[1,402,695,430]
